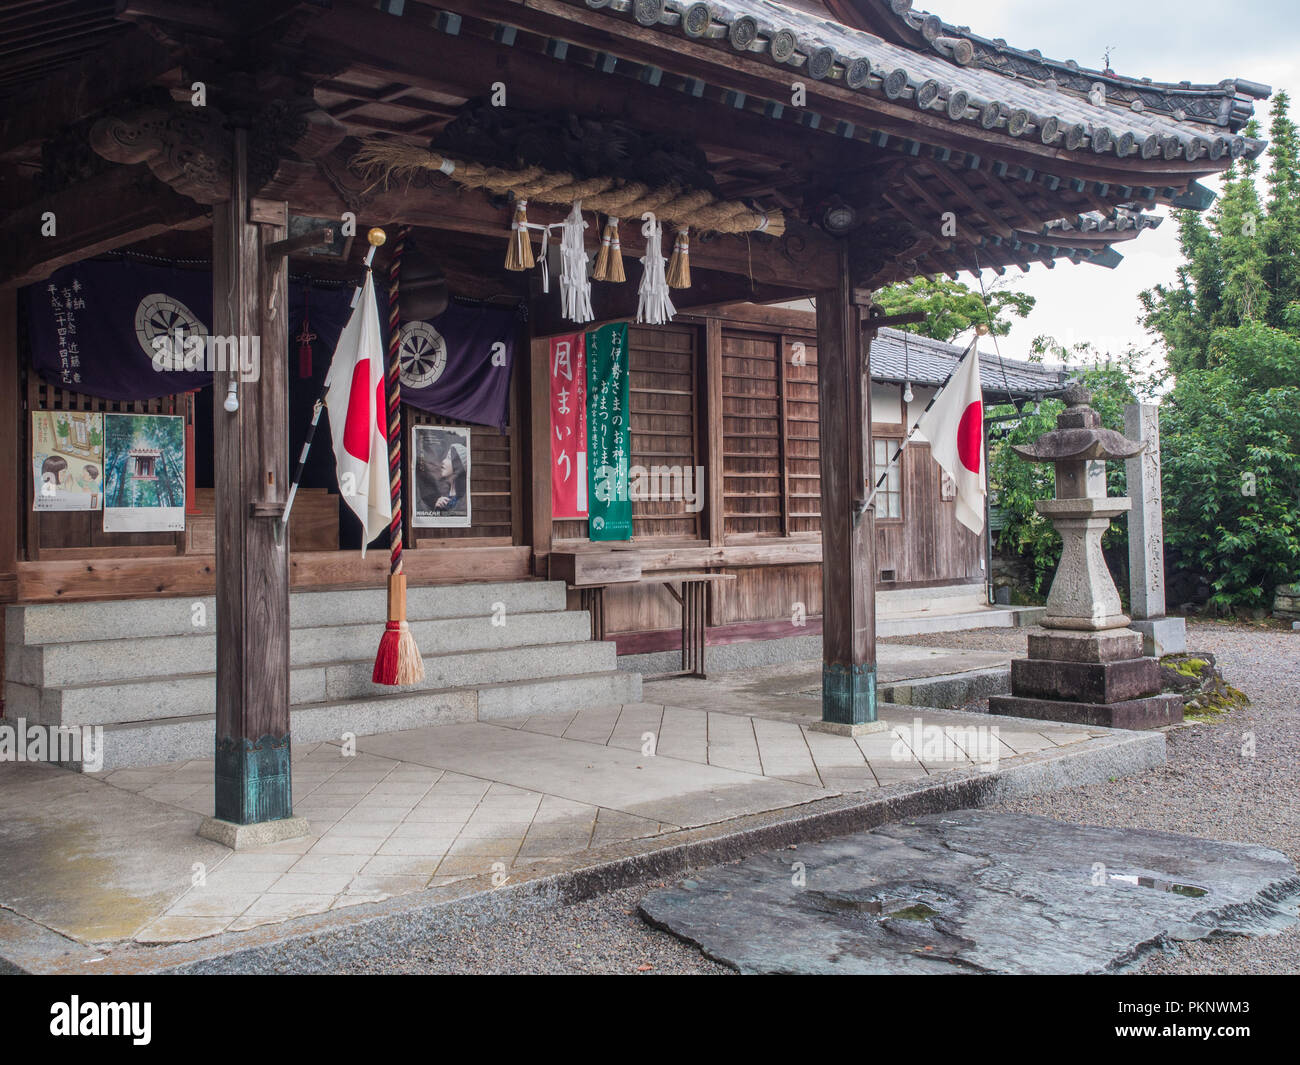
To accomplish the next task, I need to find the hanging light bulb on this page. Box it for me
[903,381,915,404]
[223,380,240,413]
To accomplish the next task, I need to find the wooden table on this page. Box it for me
[579,571,735,680]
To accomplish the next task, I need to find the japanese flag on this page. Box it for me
[324,271,391,555]
[917,338,985,535]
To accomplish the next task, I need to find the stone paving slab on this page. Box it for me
[356,721,834,827]
[0,714,1166,974]
[639,810,1300,974]
[0,690,1146,967]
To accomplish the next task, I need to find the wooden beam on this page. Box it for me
[305,4,846,175]
[408,0,1223,187]
[815,246,878,727]
[280,156,837,289]
[10,547,534,602]
[922,163,1017,239]
[0,166,207,289]
[0,30,177,158]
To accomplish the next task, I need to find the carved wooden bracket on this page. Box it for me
[90,105,232,204]
[89,97,346,206]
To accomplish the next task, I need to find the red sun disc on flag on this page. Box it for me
[957,400,982,473]
[342,361,372,461]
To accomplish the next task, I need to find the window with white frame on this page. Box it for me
[872,437,903,520]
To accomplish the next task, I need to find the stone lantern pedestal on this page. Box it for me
[989,383,1183,730]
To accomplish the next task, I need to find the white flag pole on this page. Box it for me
[863,335,979,514]
[282,229,386,534]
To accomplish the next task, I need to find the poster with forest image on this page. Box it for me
[102,413,186,532]
[31,411,103,511]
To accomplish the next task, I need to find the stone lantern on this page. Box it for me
[989,382,1183,729]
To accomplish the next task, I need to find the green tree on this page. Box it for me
[1136,92,1300,606]
[1160,319,1300,609]
[873,275,1035,343]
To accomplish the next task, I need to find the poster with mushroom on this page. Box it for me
[31,411,103,511]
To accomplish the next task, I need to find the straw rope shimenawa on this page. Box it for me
[353,140,785,238]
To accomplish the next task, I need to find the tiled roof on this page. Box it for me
[869,327,1068,399]
[584,0,1268,163]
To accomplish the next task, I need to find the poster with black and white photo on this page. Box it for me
[411,425,471,528]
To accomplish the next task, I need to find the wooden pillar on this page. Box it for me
[205,129,301,838]
[0,290,18,602]
[814,249,879,730]
[528,335,552,575]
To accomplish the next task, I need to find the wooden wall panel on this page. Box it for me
[408,407,514,543]
[783,335,821,536]
[628,324,700,540]
[721,329,782,537]
[711,562,822,626]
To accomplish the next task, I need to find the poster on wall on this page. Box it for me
[586,321,632,541]
[102,413,186,532]
[31,411,104,511]
[411,425,471,528]
[549,332,588,519]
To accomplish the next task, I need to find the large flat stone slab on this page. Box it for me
[639,810,1299,974]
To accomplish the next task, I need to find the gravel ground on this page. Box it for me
[341,884,732,974]
[349,619,1297,975]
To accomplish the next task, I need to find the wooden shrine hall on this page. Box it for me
[0,0,1265,832]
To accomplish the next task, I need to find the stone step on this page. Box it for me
[5,580,567,646]
[8,610,592,686]
[60,670,642,771]
[13,640,617,727]
[477,668,642,721]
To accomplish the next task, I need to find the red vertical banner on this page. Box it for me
[550,332,588,519]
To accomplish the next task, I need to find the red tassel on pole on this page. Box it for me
[373,226,425,686]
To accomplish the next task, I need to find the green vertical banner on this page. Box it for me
[586,321,633,541]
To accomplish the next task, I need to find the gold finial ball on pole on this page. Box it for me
[367,227,387,248]
[975,322,990,336]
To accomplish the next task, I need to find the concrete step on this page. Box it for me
[878,606,1042,637]
[8,610,592,686]
[5,580,567,646]
[878,584,988,618]
[64,670,641,771]
[290,581,568,628]
[15,639,617,728]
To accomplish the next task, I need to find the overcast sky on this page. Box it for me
[937,0,1300,370]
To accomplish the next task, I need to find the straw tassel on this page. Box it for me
[592,216,625,283]
[559,200,594,323]
[666,226,691,290]
[505,198,535,271]
[373,228,424,687]
[637,213,676,325]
